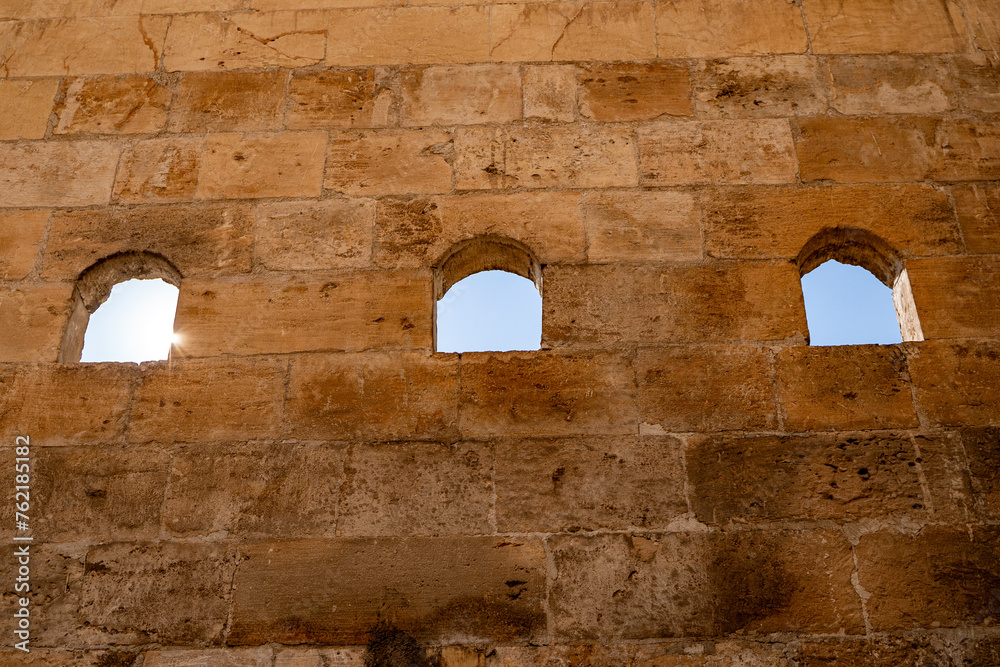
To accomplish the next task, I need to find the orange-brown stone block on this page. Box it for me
[325,129,453,196]
[0,543,85,648]
[197,132,327,200]
[579,62,692,121]
[582,190,701,262]
[494,436,688,533]
[966,0,1000,53]
[54,75,171,135]
[523,65,577,122]
[856,527,1000,631]
[229,537,546,644]
[906,256,1000,340]
[285,353,459,441]
[128,357,286,443]
[826,56,955,115]
[909,341,1000,427]
[255,198,375,271]
[0,209,49,280]
[930,118,1000,181]
[401,64,522,126]
[776,346,917,431]
[656,0,808,58]
[113,137,204,204]
[0,78,59,140]
[175,272,431,356]
[954,54,1000,113]
[0,141,121,208]
[0,285,74,363]
[459,352,636,438]
[287,69,392,130]
[168,71,287,133]
[143,648,273,667]
[962,427,1000,521]
[638,120,797,185]
[43,204,253,280]
[692,56,827,118]
[0,0,95,19]
[792,638,957,666]
[637,346,777,433]
[803,0,969,54]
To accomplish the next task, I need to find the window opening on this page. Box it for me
[80,278,180,363]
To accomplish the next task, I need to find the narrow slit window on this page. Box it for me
[80,278,180,363]
[801,260,902,346]
[436,270,542,353]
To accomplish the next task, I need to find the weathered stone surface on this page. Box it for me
[0,209,48,280]
[582,190,701,262]
[287,69,392,129]
[0,15,169,76]
[579,62,691,121]
[795,117,934,183]
[374,191,585,268]
[174,272,431,355]
[80,541,238,644]
[701,184,960,260]
[163,442,344,538]
[274,647,364,667]
[164,11,326,71]
[962,427,1000,521]
[460,352,636,438]
[0,543,86,648]
[0,78,59,140]
[99,0,246,14]
[692,56,827,118]
[953,54,1000,113]
[285,353,459,441]
[657,0,808,58]
[523,65,577,122]
[909,341,1000,427]
[54,75,170,135]
[911,431,977,523]
[0,285,75,363]
[128,357,285,443]
[325,129,452,195]
[906,256,1000,340]
[549,530,863,639]
[792,637,956,667]
[0,0,94,19]
[327,6,490,66]
[494,436,687,532]
[803,0,969,54]
[229,537,546,644]
[143,648,274,667]
[966,0,1000,53]
[856,527,1000,631]
[544,263,807,346]
[637,346,776,433]
[338,441,492,536]
[0,363,133,443]
[0,141,121,207]
[43,204,253,280]
[687,433,929,525]
[929,118,1000,181]
[196,132,327,200]
[168,71,287,133]
[638,120,797,185]
[401,64,521,126]
[490,2,656,62]
[776,346,917,432]
[827,56,955,115]
[255,199,375,271]
[454,125,637,190]
[113,137,204,204]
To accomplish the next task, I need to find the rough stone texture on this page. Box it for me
[0,285,77,363]
[909,341,1000,428]
[963,427,1000,521]
[113,137,205,204]
[168,71,287,133]
[196,132,327,200]
[523,65,577,122]
[802,0,969,54]
[142,648,274,667]
[400,64,522,126]
[954,54,1000,113]
[287,69,392,130]
[0,141,121,208]
[579,63,692,121]
[582,190,701,262]
[255,199,375,271]
[0,78,60,140]
[656,0,808,58]
[325,129,453,195]
[0,209,48,280]
[54,75,171,135]
[692,56,827,118]
[906,256,1000,340]
[953,183,1000,255]
[826,56,955,115]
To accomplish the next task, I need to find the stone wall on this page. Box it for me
[1,0,1000,664]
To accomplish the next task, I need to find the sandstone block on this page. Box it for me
[776,346,917,431]
[43,203,253,280]
[965,0,1000,53]
[582,190,701,262]
[128,357,286,443]
[143,648,274,667]
[0,78,59,139]
[337,441,492,536]
[0,210,48,280]
[692,56,827,118]
[0,0,94,19]
[98,0,246,14]
[168,71,287,133]
[112,137,204,204]
[459,352,636,438]
[0,16,168,76]
[827,56,954,115]
[54,75,170,135]
[963,427,1000,521]
[285,353,459,441]
[163,442,344,538]
[803,0,969,54]
[523,65,577,122]
[579,62,691,121]
[454,125,637,190]
[856,527,1000,631]
[327,6,490,66]
[401,64,521,126]
[909,341,1000,427]
[325,129,452,196]
[197,132,327,200]
[908,431,977,523]
[490,2,655,62]
[164,11,326,71]
[929,118,1000,181]
[638,120,797,186]
[0,285,75,363]
[255,199,375,271]
[0,543,86,648]
[657,0,807,58]
[637,346,776,433]
[953,54,1000,113]
[287,69,393,130]
[0,141,121,208]
[494,436,687,532]
[792,638,955,667]
[229,537,546,644]
[701,184,960,261]
[274,648,364,667]
[374,191,585,268]
[906,256,1000,340]
[80,541,238,644]
[174,272,431,356]
[544,263,807,346]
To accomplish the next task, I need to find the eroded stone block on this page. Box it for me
[582,190,701,262]
[0,285,75,363]
[113,137,204,204]
[0,78,59,139]
[826,55,955,115]
[579,62,691,121]
[803,0,969,54]
[54,75,170,135]
[0,210,48,280]
[0,141,121,208]
[287,69,392,129]
[325,129,452,196]
[255,199,375,271]
[197,132,327,200]
[692,56,827,118]
[909,341,1000,427]
[168,70,287,133]
[401,64,521,126]
[962,427,1000,520]
[657,0,808,58]
[906,256,1000,340]
[523,65,577,122]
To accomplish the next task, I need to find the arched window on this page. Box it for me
[60,252,182,363]
[797,228,923,346]
[433,237,542,353]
